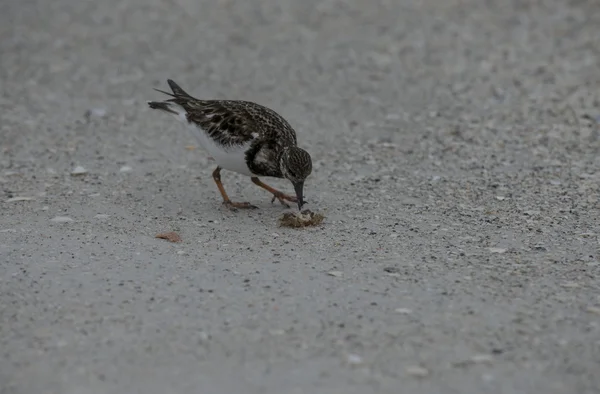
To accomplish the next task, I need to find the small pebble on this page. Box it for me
[51,216,74,223]
[86,108,107,118]
[406,366,429,377]
[94,214,109,219]
[394,308,413,314]
[346,354,363,365]
[198,331,209,341]
[176,250,188,255]
[327,271,343,277]
[71,166,88,176]
[119,166,132,173]
[495,196,506,201]
[488,247,507,254]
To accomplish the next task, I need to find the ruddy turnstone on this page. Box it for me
[148,79,312,211]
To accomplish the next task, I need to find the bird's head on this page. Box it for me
[280,146,312,210]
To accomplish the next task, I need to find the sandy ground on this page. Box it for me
[1,0,600,393]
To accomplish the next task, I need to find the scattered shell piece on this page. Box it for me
[119,165,132,173]
[453,354,494,367]
[155,231,182,243]
[85,108,107,119]
[185,145,197,150]
[471,354,494,364]
[6,196,35,202]
[579,232,596,238]
[0,229,17,233]
[327,271,343,277]
[586,306,600,315]
[495,196,506,201]
[92,108,107,117]
[560,281,580,289]
[389,233,399,238]
[279,209,325,228]
[51,216,74,223]
[346,354,363,365]
[94,214,109,219]
[71,166,88,176]
[383,266,400,273]
[488,247,507,254]
[406,366,429,377]
[394,308,413,314]
[176,250,188,255]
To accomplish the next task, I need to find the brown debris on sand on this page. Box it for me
[155,231,182,243]
[279,209,325,228]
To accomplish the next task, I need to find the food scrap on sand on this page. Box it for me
[279,209,325,228]
[155,231,182,243]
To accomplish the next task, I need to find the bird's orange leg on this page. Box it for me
[212,167,257,210]
[251,177,297,207]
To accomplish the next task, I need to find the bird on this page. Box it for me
[147,79,312,211]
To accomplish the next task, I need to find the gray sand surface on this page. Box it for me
[1,0,600,393]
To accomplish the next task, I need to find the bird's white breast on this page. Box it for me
[188,123,254,176]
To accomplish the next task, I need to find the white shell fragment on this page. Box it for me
[71,166,88,176]
[406,366,429,377]
[50,216,74,223]
[6,197,35,202]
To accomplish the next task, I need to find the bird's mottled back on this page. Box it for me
[152,80,297,148]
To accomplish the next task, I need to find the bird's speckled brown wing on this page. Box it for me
[185,100,298,148]
[153,79,297,149]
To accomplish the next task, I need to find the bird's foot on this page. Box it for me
[270,191,298,208]
[222,200,258,210]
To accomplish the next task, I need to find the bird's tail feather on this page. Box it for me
[166,79,191,97]
[147,101,178,115]
[148,79,193,120]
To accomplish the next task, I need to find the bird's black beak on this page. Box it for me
[293,181,304,211]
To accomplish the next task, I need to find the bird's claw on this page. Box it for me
[271,191,297,208]
[223,201,258,210]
